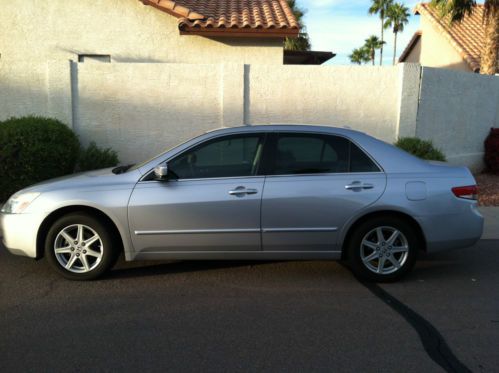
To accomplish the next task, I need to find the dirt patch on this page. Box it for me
[475,173,499,206]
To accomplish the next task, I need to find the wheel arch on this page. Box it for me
[340,210,427,260]
[36,205,125,259]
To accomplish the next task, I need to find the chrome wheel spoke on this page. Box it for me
[54,246,72,254]
[65,254,78,269]
[76,225,84,243]
[85,248,101,258]
[362,240,378,250]
[386,230,400,245]
[377,256,386,273]
[80,255,90,271]
[375,228,384,244]
[362,251,378,263]
[391,245,408,253]
[84,235,100,247]
[387,255,401,269]
[60,231,75,245]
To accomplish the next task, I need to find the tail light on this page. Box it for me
[452,185,478,200]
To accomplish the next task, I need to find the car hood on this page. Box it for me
[14,167,141,195]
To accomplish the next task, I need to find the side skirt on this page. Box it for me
[128,251,343,261]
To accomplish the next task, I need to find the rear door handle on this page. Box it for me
[229,187,258,196]
[345,182,374,190]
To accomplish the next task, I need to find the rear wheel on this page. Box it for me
[45,213,119,280]
[347,216,418,282]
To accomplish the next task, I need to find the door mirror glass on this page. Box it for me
[154,164,169,181]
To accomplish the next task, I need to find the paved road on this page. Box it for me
[1,241,498,372]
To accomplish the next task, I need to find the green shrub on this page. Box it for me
[0,116,80,201]
[77,141,119,172]
[394,137,446,162]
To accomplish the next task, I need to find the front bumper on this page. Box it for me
[0,212,45,258]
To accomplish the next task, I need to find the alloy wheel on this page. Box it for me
[53,224,104,273]
[360,226,409,275]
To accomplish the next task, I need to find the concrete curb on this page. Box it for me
[479,207,499,240]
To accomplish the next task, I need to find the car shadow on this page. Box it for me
[105,259,282,280]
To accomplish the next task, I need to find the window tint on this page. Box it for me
[169,135,263,179]
[270,133,380,175]
[350,142,380,172]
[273,134,349,175]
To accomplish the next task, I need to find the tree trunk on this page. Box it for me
[380,16,384,66]
[372,50,375,65]
[480,5,499,75]
[393,32,398,65]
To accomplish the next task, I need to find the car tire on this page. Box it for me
[45,213,120,280]
[346,216,419,282]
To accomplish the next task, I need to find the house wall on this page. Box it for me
[1,61,498,171]
[0,0,283,65]
[419,17,472,72]
[402,38,422,63]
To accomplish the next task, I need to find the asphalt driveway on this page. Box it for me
[1,240,498,372]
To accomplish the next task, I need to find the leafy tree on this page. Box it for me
[285,0,311,51]
[385,2,410,65]
[349,47,371,64]
[364,35,385,65]
[431,0,499,74]
[369,0,394,65]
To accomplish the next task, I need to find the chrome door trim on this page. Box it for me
[262,227,338,233]
[135,228,261,235]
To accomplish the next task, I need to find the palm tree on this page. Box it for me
[385,3,410,65]
[364,35,385,65]
[285,0,311,51]
[431,0,499,74]
[349,47,371,65]
[369,0,394,65]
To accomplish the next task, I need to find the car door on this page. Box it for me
[261,132,386,252]
[128,133,266,254]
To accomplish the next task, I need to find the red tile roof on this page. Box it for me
[140,0,300,38]
[413,3,485,72]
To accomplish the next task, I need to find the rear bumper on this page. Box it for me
[0,212,45,258]
[417,203,483,253]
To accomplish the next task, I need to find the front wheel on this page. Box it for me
[347,216,419,282]
[45,213,119,280]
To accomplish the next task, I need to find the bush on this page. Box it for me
[394,137,446,161]
[484,128,499,173]
[0,116,80,201]
[77,142,119,172]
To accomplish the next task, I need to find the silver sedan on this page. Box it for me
[0,125,483,281]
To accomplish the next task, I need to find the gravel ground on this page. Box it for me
[475,173,499,206]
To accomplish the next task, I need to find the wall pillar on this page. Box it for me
[396,63,421,139]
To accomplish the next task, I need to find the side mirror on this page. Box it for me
[154,164,169,181]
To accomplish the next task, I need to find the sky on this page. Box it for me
[297,0,421,65]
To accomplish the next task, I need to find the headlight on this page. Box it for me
[1,192,41,214]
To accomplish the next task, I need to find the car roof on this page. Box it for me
[206,124,366,138]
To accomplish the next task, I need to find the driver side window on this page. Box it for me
[168,134,264,179]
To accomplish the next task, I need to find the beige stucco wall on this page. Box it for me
[416,67,499,171]
[419,17,472,72]
[402,38,422,63]
[0,0,283,65]
[1,60,497,170]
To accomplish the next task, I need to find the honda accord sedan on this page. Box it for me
[0,125,483,281]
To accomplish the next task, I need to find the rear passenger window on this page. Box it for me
[270,133,380,175]
[350,142,380,172]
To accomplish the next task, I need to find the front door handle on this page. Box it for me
[229,186,258,196]
[345,182,374,190]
